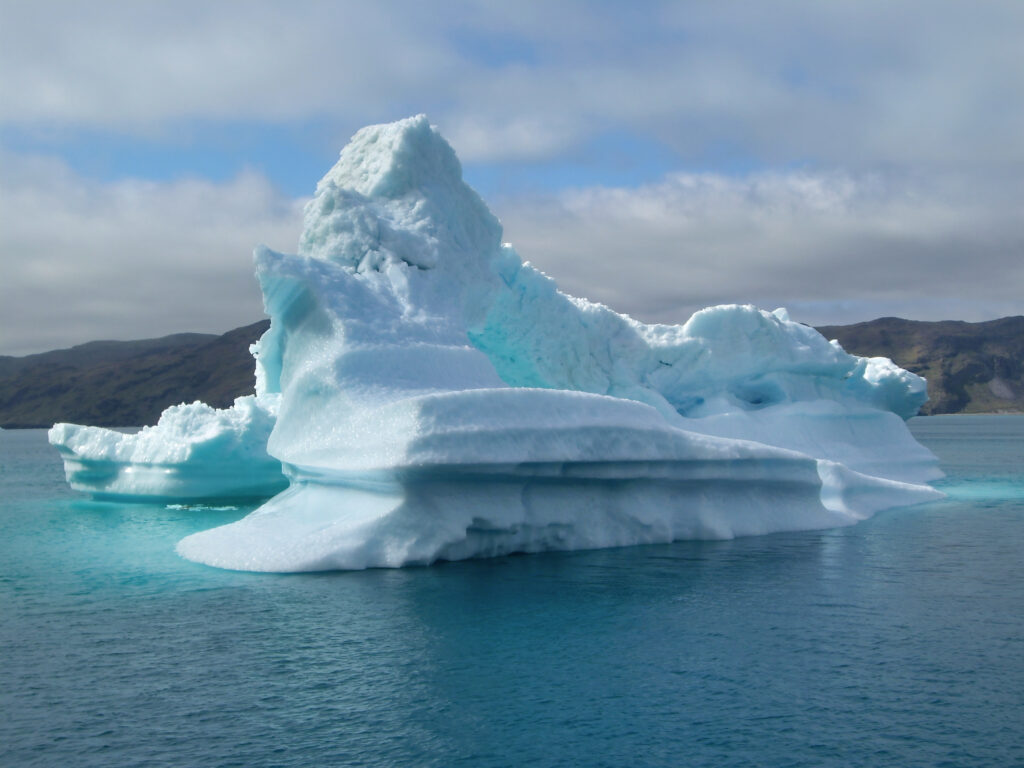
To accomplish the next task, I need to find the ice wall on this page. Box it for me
[174,116,941,572]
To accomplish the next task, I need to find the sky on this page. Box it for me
[1,0,1022,355]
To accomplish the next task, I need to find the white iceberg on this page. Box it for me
[51,115,941,570]
[49,394,286,501]
[174,115,939,571]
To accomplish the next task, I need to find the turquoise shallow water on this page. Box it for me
[1,416,1022,767]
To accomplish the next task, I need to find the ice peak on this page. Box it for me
[297,115,502,272]
[314,115,462,200]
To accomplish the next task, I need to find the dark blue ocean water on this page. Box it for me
[2,416,1022,767]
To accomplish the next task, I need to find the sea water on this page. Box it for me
[1,416,1022,767]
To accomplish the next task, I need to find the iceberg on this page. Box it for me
[49,394,286,501]
[53,115,942,571]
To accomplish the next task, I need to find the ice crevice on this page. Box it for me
[50,115,943,571]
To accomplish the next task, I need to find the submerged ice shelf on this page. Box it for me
[52,115,942,571]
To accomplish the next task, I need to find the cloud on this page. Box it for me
[0,152,303,355]
[443,113,583,163]
[0,1,461,129]
[1,1,1022,353]
[3,0,1022,174]
[2,149,1021,357]
[494,169,1024,327]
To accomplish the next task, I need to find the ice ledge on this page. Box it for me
[177,454,941,572]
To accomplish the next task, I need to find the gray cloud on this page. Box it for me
[0,153,303,355]
[3,1,1022,174]
[0,1,461,128]
[1,0,1022,353]
[2,152,1021,357]
[495,170,1024,327]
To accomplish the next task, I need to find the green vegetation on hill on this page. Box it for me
[817,316,1024,415]
[1,316,1021,427]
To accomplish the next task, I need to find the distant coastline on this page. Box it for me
[818,316,1024,416]
[0,321,268,429]
[2,316,1021,428]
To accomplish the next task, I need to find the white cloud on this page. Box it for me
[1,0,1023,352]
[0,153,304,355]
[1,151,1021,357]
[494,170,1024,327]
[443,113,582,163]
[3,1,1022,172]
[0,1,461,128]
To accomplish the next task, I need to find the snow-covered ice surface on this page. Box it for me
[167,115,941,572]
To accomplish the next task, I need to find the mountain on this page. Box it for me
[817,316,1024,415]
[1,316,1021,427]
[0,321,268,428]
